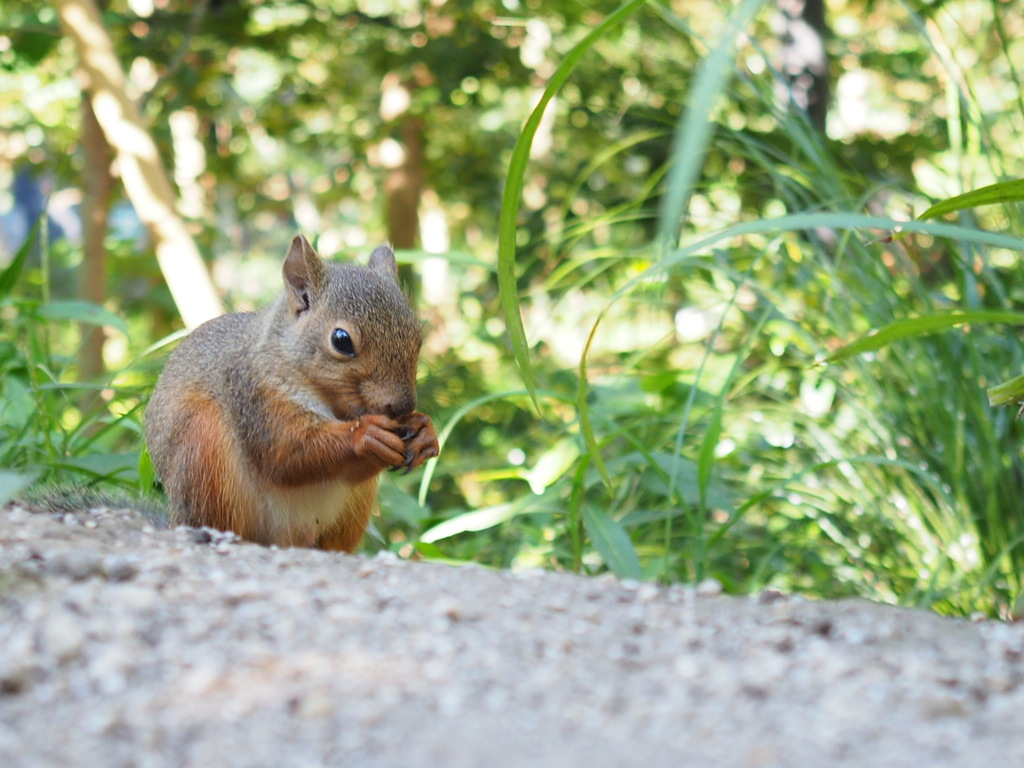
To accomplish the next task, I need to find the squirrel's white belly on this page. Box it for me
[261,479,362,547]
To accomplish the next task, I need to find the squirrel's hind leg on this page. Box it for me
[314,480,378,553]
[165,394,265,543]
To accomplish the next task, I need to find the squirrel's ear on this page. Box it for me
[283,234,327,313]
[368,244,398,281]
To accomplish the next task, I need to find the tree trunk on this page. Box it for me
[78,98,113,391]
[385,116,425,250]
[774,0,830,132]
[52,0,223,329]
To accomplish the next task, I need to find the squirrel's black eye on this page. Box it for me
[330,328,356,357]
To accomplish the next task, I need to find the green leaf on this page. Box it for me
[11,30,58,66]
[138,445,156,493]
[411,541,446,559]
[826,310,1024,363]
[37,301,129,336]
[618,452,734,510]
[497,0,649,411]
[57,453,139,481]
[582,504,642,579]
[524,438,580,495]
[988,374,1024,409]
[0,470,40,506]
[917,179,1024,222]
[420,503,519,543]
[377,483,428,527]
[0,219,39,298]
[1,377,34,432]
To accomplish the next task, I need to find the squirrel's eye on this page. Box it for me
[330,328,356,357]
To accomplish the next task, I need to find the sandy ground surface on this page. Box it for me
[2,500,1023,768]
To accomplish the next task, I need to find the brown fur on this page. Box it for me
[145,235,439,552]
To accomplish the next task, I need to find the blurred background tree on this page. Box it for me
[1,0,1022,617]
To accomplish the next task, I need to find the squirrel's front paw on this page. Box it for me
[352,414,408,469]
[391,412,439,473]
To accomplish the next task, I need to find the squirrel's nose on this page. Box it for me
[360,379,416,418]
[383,393,416,419]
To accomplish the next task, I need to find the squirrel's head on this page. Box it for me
[275,234,423,421]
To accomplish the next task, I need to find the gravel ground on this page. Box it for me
[2,500,1024,768]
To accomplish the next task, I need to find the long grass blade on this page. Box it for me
[826,310,1024,363]
[917,179,1024,221]
[656,0,768,248]
[0,219,40,298]
[497,0,649,410]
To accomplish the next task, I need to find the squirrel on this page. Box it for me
[144,234,439,552]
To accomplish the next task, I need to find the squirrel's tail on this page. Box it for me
[17,483,170,529]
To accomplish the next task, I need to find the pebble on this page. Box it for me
[48,549,104,580]
[918,690,971,719]
[432,597,466,621]
[636,583,661,602]
[40,609,86,662]
[758,588,787,603]
[295,687,333,719]
[102,556,139,582]
[696,577,723,597]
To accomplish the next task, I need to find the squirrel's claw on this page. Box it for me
[386,412,439,473]
[394,425,417,442]
[388,454,413,473]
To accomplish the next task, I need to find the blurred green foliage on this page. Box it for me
[0,222,150,504]
[2,0,1023,617]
